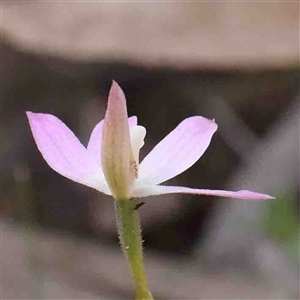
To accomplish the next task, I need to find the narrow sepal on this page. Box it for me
[101,81,137,199]
[133,185,275,200]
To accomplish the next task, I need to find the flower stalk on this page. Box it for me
[115,198,153,300]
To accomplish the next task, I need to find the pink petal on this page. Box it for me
[87,116,137,163]
[101,81,137,199]
[138,117,218,186]
[133,185,274,200]
[26,112,110,194]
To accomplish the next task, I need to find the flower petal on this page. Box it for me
[26,112,110,194]
[87,116,137,163]
[133,185,275,200]
[137,116,218,186]
[101,81,137,199]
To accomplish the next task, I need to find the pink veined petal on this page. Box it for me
[87,116,137,163]
[101,81,136,200]
[133,185,275,200]
[26,112,110,195]
[137,116,218,186]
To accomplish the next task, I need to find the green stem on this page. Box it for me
[115,199,153,300]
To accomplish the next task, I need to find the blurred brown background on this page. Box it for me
[1,2,299,299]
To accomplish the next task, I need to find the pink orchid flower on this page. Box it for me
[26,81,273,201]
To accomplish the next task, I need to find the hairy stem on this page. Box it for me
[115,199,153,300]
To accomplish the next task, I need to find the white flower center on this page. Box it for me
[130,125,146,169]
